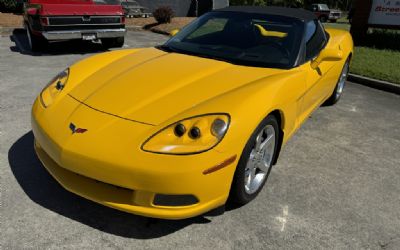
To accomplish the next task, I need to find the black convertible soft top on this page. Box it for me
[215,6,317,22]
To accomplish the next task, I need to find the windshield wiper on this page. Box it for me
[188,52,235,64]
[158,45,233,64]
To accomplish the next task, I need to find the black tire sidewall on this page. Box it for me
[26,26,45,52]
[229,115,280,205]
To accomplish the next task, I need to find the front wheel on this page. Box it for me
[324,58,350,106]
[26,25,47,52]
[229,115,280,205]
[319,16,328,23]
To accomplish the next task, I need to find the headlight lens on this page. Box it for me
[142,114,230,154]
[40,68,69,108]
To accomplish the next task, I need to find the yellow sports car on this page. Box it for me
[32,6,353,219]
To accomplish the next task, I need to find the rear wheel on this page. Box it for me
[229,115,279,205]
[324,58,350,106]
[101,37,125,49]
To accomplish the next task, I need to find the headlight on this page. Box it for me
[40,68,69,108]
[142,114,230,155]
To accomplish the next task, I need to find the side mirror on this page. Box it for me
[311,48,343,69]
[169,29,179,37]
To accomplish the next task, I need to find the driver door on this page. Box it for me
[300,20,334,122]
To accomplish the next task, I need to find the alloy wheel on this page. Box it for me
[244,124,276,194]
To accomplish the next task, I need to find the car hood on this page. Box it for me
[69,48,284,125]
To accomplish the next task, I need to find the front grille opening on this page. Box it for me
[153,194,199,207]
[48,16,121,25]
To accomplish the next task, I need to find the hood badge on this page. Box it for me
[69,123,87,134]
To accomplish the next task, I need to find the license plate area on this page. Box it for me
[82,33,97,40]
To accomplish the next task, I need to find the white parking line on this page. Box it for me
[276,205,289,232]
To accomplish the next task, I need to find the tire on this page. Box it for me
[26,26,46,52]
[101,37,125,49]
[319,16,328,23]
[229,115,280,205]
[323,58,350,106]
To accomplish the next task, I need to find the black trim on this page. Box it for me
[153,194,199,207]
[48,16,121,26]
[43,24,124,31]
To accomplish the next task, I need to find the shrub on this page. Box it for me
[153,6,174,24]
[0,0,22,13]
[1,0,16,10]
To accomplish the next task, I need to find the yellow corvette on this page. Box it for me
[32,6,353,219]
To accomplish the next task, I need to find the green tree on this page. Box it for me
[0,0,19,12]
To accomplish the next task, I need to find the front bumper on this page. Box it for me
[329,14,341,20]
[42,28,126,41]
[31,96,237,219]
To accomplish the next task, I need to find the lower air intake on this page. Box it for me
[153,194,199,206]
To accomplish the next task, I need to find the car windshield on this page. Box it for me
[319,4,330,11]
[161,11,304,69]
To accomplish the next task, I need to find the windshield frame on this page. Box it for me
[160,11,307,69]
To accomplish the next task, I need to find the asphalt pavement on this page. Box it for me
[1,29,400,249]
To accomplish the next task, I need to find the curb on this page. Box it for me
[348,74,400,95]
[125,25,144,32]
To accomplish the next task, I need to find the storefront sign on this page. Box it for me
[368,0,400,25]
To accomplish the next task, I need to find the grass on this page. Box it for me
[323,22,350,31]
[351,47,400,84]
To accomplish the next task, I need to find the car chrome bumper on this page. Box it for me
[42,28,126,40]
[329,15,341,19]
